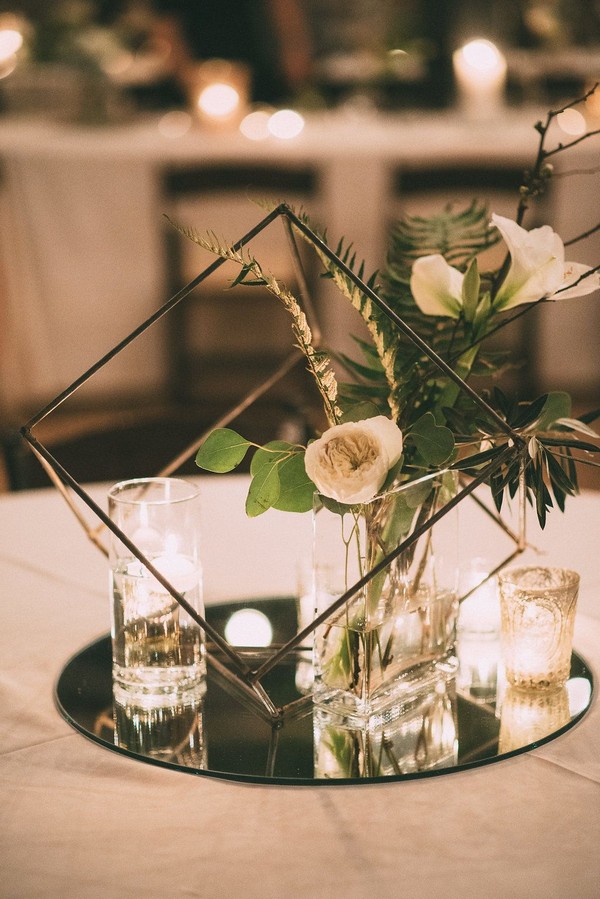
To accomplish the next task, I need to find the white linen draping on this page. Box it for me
[0,477,599,898]
[0,152,166,414]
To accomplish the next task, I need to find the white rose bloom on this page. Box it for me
[304,416,403,504]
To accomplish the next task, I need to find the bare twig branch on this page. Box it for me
[564,221,600,247]
[544,127,600,158]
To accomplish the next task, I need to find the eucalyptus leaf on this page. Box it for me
[272,452,316,513]
[405,412,454,465]
[381,455,405,491]
[402,478,434,510]
[319,495,359,516]
[196,428,251,473]
[245,464,281,517]
[250,441,294,476]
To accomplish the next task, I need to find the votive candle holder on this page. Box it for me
[498,566,579,691]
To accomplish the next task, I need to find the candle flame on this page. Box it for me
[460,39,504,73]
[198,82,240,119]
[0,28,23,63]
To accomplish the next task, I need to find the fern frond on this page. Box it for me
[386,201,498,276]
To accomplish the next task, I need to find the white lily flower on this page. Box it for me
[492,213,600,309]
[410,254,464,318]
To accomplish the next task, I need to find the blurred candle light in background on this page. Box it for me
[158,110,192,138]
[556,107,587,136]
[239,106,274,141]
[267,108,305,139]
[198,82,240,119]
[187,59,249,130]
[456,561,502,703]
[452,38,507,120]
[0,26,22,60]
[0,14,25,78]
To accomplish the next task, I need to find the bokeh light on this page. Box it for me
[224,608,273,647]
[460,39,504,73]
[197,83,240,119]
[557,107,587,136]
[267,109,305,140]
[158,110,193,138]
[0,27,22,62]
[240,108,273,141]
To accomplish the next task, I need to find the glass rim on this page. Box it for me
[107,476,200,506]
[498,565,580,593]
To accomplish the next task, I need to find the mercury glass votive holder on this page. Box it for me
[498,566,579,691]
[108,477,205,699]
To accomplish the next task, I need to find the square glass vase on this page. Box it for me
[312,471,459,725]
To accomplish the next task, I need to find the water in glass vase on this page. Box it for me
[111,559,206,698]
[314,588,458,724]
[313,472,459,724]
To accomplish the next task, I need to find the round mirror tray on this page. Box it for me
[56,597,593,785]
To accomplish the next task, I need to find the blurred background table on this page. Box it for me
[1,108,599,423]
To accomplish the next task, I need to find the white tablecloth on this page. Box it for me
[0,477,599,898]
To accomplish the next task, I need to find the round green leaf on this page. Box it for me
[272,452,316,513]
[196,428,251,473]
[245,464,281,517]
[406,413,454,466]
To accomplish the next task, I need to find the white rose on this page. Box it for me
[304,416,403,505]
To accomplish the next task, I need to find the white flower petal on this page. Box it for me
[304,417,403,505]
[361,415,404,467]
[552,262,600,300]
[410,254,463,318]
[492,214,562,265]
[492,213,566,309]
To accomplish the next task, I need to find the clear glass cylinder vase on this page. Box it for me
[108,477,206,701]
[312,471,459,723]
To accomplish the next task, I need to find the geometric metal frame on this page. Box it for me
[20,204,528,720]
